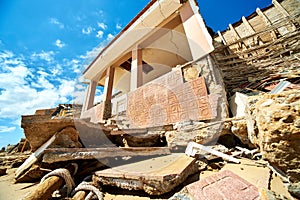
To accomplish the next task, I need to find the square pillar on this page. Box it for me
[102,66,115,119]
[82,80,97,112]
[179,0,214,60]
[130,47,143,91]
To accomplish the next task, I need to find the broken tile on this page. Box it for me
[186,170,260,200]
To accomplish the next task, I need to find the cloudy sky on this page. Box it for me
[0,0,271,148]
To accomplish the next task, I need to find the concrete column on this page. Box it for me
[103,66,115,102]
[130,47,143,91]
[81,80,97,113]
[102,66,115,119]
[179,0,214,60]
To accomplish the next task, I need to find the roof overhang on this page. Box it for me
[83,0,184,80]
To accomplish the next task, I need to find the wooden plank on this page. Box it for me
[43,147,171,163]
[93,153,198,195]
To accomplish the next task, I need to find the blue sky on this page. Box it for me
[0,0,271,148]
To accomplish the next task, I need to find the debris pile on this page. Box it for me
[1,0,299,199]
[1,89,299,199]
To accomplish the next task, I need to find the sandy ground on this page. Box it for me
[0,168,38,200]
[0,168,168,200]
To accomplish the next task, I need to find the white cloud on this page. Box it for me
[0,126,16,133]
[107,33,115,41]
[97,22,107,30]
[80,45,105,69]
[50,64,63,76]
[31,51,55,62]
[116,23,122,30]
[55,39,65,48]
[49,18,64,29]
[37,70,50,77]
[0,52,78,120]
[82,26,93,35]
[96,30,104,38]
[0,50,14,60]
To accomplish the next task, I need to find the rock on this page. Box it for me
[50,127,82,148]
[15,165,48,183]
[0,167,7,176]
[21,115,76,151]
[182,64,200,82]
[288,182,300,199]
[231,119,252,146]
[246,90,300,182]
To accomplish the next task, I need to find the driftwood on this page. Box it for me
[72,191,87,200]
[22,164,76,200]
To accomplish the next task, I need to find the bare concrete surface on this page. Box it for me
[0,168,38,200]
[94,153,198,195]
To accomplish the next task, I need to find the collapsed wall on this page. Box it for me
[213,0,300,94]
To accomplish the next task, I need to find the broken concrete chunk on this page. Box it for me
[93,153,198,195]
[21,116,75,151]
[230,92,248,117]
[246,90,300,182]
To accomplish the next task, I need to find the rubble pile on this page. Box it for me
[1,0,299,199]
[1,79,299,199]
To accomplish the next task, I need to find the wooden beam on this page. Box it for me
[272,0,296,31]
[217,31,227,45]
[22,164,76,200]
[42,147,171,163]
[229,24,241,41]
[272,0,291,18]
[256,8,272,26]
[242,16,256,35]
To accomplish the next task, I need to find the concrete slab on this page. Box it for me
[93,153,198,195]
[186,170,260,200]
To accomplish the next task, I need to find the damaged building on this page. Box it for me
[1,0,299,199]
